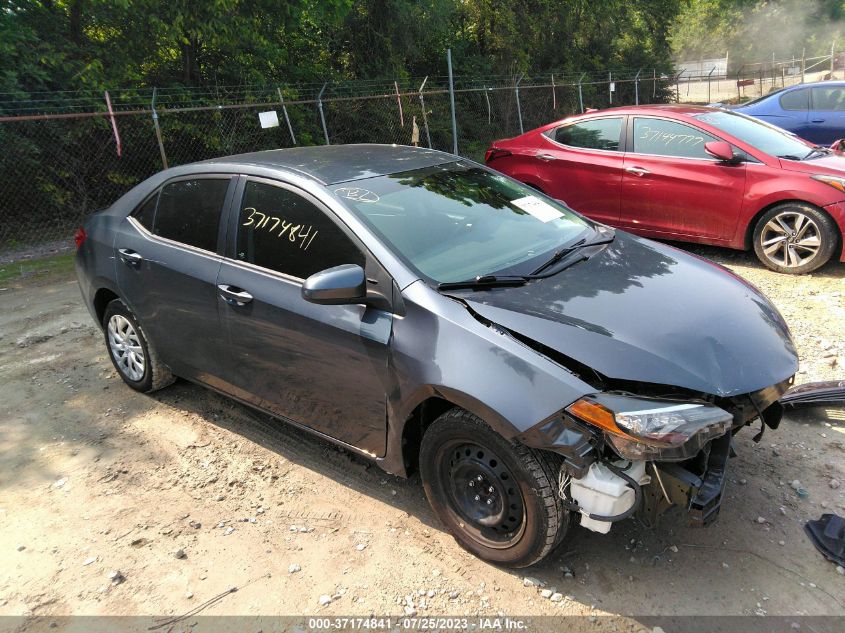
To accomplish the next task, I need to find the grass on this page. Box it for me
[0,252,76,287]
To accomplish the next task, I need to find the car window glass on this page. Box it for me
[633,118,717,159]
[552,118,622,151]
[333,163,590,283]
[133,192,158,231]
[695,110,813,159]
[780,88,809,111]
[153,179,230,252]
[236,181,364,279]
[811,86,845,111]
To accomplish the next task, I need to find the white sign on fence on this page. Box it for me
[258,110,280,129]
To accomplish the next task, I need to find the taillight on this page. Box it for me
[484,147,512,163]
[74,227,87,249]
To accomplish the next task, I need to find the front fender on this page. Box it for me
[380,281,596,475]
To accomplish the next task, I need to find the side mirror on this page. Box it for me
[302,264,367,305]
[831,139,845,152]
[704,141,741,164]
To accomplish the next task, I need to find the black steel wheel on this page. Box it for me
[420,408,569,567]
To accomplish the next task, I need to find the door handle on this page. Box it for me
[118,248,143,266]
[536,153,557,162]
[218,284,253,306]
[811,118,825,123]
[624,166,650,177]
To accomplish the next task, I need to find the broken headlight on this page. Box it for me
[565,394,733,461]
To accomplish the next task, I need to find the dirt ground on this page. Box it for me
[0,244,844,630]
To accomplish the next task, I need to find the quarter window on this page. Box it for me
[551,118,623,151]
[780,88,809,111]
[133,193,158,231]
[811,86,845,111]
[633,118,717,159]
[153,179,230,252]
[236,181,363,280]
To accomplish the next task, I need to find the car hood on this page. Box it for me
[454,233,797,397]
[779,153,845,175]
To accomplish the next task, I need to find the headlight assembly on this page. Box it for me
[566,393,733,461]
[811,174,845,194]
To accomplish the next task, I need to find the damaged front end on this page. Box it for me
[520,379,791,533]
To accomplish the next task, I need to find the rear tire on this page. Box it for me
[419,408,569,568]
[752,203,837,274]
[102,299,174,393]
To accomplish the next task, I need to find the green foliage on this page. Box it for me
[3,0,681,96]
[671,0,845,62]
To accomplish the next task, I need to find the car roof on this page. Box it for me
[582,104,716,116]
[199,144,456,185]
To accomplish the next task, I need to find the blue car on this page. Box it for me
[733,81,845,145]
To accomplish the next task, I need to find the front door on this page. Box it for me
[113,176,234,379]
[532,116,625,224]
[620,117,746,241]
[216,178,391,456]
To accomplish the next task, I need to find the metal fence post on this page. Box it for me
[317,82,330,145]
[707,67,715,104]
[483,85,491,124]
[150,87,168,169]
[447,48,458,155]
[608,71,613,105]
[276,87,297,145]
[801,48,805,83]
[418,76,432,149]
[515,74,524,135]
[578,73,585,113]
[634,69,641,105]
[551,74,556,111]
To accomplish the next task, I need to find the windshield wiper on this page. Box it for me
[530,227,616,276]
[803,147,830,160]
[437,274,529,291]
[777,154,804,160]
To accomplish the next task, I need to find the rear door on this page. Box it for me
[807,85,845,145]
[113,176,235,379]
[531,116,625,224]
[215,177,392,456]
[751,87,810,138]
[620,116,746,240]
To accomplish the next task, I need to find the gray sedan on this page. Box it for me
[75,145,796,567]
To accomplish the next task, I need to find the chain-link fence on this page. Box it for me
[0,70,676,255]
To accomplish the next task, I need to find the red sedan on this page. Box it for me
[485,105,845,274]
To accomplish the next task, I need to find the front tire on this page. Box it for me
[102,299,174,393]
[752,203,837,274]
[419,408,569,567]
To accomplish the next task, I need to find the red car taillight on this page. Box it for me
[484,147,512,163]
[74,227,87,249]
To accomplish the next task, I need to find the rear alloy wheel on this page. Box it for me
[102,299,174,393]
[419,408,569,568]
[752,203,837,274]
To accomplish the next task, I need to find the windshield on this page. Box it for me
[333,162,591,283]
[695,110,813,159]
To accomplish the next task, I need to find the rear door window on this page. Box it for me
[780,88,810,111]
[632,118,717,159]
[549,118,623,151]
[236,181,364,280]
[152,178,230,252]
